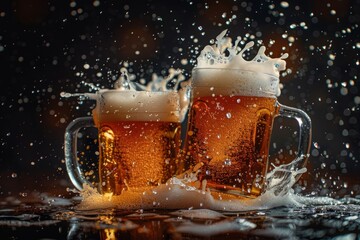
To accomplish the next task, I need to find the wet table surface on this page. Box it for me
[1,193,360,240]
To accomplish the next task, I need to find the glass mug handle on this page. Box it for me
[275,103,312,180]
[64,116,95,191]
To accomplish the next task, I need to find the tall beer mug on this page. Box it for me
[64,90,186,195]
[184,68,312,198]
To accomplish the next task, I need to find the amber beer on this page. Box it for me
[93,90,183,194]
[65,90,182,195]
[184,68,311,199]
[98,120,181,194]
[186,94,277,198]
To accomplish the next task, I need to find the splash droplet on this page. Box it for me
[280,1,289,8]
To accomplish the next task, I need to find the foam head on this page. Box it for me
[193,30,288,97]
[192,68,280,98]
[92,90,181,125]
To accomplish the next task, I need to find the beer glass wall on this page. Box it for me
[65,89,184,195]
[183,68,312,198]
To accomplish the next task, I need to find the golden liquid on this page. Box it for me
[98,121,181,194]
[185,95,277,198]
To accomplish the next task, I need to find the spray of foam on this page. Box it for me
[135,68,188,92]
[75,156,339,211]
[61,67,189,99]
[113,68,137,91]
[196,30,289,78]
[111,67,190,120]
[60,67,190,123]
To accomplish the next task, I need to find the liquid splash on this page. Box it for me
[75,156,339,212]
[61,67,188,97]
[60,67,190,117]
[196,30,289,96]
[137,68,187,92]
[197,29,288,76]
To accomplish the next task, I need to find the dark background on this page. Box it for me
[0,0,359,199]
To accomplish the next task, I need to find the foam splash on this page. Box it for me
[113,68,137,90]
[60,67,190,122]
[61,67,189,99]
[76,157,339,212]
[196,29,288,77]
[137,68,187,92]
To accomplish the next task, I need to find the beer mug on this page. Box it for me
[64,90,184,195]
[184,68,312,198]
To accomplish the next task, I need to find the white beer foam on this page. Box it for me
[192,68,280,97]
[194,30,288,97]
[91,90,181,123]
[76,158,340,212]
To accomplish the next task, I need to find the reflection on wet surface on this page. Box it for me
[1,194,359,239]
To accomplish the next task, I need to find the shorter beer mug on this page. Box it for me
[65,90,183,194]
[184,68,312,198]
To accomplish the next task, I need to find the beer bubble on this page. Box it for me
[255,175,262,183]
[224,159,232,166]
[11,173,17,178]
[226,112,231,118]
[236,99,241,103]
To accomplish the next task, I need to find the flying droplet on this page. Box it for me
[280,1,289,8]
